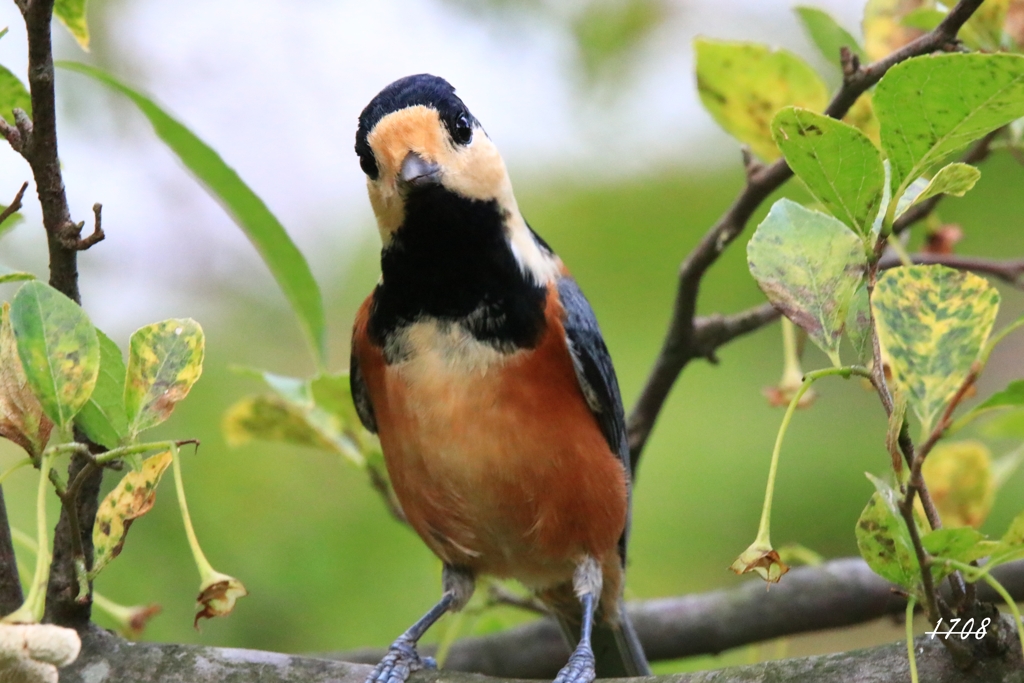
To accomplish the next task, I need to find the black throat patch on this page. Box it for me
[368,186,548,359]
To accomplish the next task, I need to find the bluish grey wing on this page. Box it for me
[556,277,630,476]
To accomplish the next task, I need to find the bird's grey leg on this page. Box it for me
[366,565,475,683]
[553,556,601,683]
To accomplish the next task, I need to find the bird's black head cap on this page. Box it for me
[355,74,478,180]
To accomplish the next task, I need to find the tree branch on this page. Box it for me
[61,602,1024,683]
[333,558,1024,677]
[0,487,23,615]
[7,0,109,627]
[626,0,986,465]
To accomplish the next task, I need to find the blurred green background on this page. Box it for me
[0,0,1023,675]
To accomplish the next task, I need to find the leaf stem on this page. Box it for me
[906,596,919,683]
[92,440,180,466]
[1,451,54,622]
[754,366,870,546]
[886,234,914,267]
[170,444,215,580]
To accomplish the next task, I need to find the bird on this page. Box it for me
[349,74,650,683]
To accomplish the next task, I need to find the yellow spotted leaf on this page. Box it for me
[920,440,994,528]
[873,266,1000,433]
[695,39,829,161]
[856,473,921,592]
[124,319,204,439]
[0,304,53,458]
[223,390,365,465]
[10,281,99,430]
[91,451,173,577]
[862,0,931,62]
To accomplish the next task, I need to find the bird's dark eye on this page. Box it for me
[359,153,379,180]
[452,113,473,145]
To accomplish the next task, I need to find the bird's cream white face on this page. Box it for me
[364,105,562,284]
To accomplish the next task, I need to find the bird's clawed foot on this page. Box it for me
[366,637,437,683]
[553,643,596,683]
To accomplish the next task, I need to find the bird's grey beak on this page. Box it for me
[399,151,441,189]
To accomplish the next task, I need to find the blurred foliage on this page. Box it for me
[439,0,669,88]
[571,0,668,83]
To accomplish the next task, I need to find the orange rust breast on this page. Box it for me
[352,287,627,590]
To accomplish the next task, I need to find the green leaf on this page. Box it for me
[907,163,981,211]
[983,409,1024,440]
[922,527,990,561]
[223,370,370,465]
[747,199,867,366]
[953,379,1024,432]
[0,267,34,284]
[58,62,327,368]
[982,510,1024,572]
[222,391,364,465]
[772,107,884,235]
[54,0,90,50]
[1004,510,1024,546]
[0,303,53,458]
[875,53,1024,195]
[91,450,172,578]
[0,27,8,41]
[856,473,920,591]
[922,527,992,581]
[695,39,829,161]
[74,330,128,449]
[0,64,31,126]
[795,6,865,70]
[873,265,1000,432]
[309,373,361,427]
[231,366,311,405]
[124,319,204,438]
[845,283,872,363]
[10,281,99,430]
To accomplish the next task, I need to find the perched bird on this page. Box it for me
[350,74,649,683]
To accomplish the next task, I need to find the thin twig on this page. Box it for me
[486,584,549,616]
[0,181,29,226]
[626,0,987,464]
[57,203,105,251]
